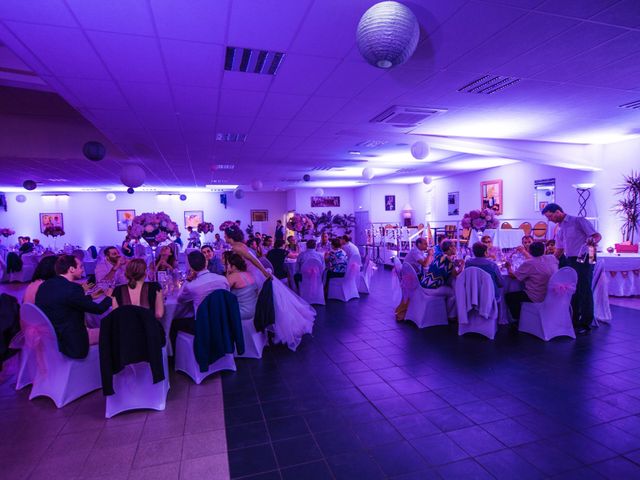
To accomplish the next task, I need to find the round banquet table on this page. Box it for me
[598,253,640,297]
[471,229,526,249]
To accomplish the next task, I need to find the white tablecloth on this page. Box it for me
[472,229,525,249]
[599,253,640,297]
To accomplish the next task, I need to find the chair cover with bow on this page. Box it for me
[402,263,448,329]
[327,255,360,302]
[455,267,498,340]
[519,267,577,341]
[21,304,101,407]
[299,257,325,305]
[357,258,375,295]
[592,260,612,324]
[391,256,403,305]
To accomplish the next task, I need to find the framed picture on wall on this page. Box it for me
[447,192,459,216]
[311,196,340,207]
[40,212,63,234]
[184,210,203,229]
[385,195,396,211]
[116,209,136,231]
[251,210,269,222]
[480,179,503,215]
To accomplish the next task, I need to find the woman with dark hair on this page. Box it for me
[112,259,164,319]
[22,255,59,304]
[224,225,315,351]
[121,236,135,258]
[155,245,177,273]
[223,251,259,320]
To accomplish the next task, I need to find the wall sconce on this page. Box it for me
[572,183,595,217]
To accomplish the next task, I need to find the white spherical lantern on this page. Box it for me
[120,163,146,188]
[251,180,263,191]
[234,188,245,199]
[105,193,116,202]
[411,141,430,160]
[357,1,420,69]
[314,188,325,196]
[423,175,432,185]
[15,194,26,203]
[362,167,375,180]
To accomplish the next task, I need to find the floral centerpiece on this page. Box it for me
[287,213,314,237]
[460,208,499,232]
[197,221,214,234]
[127,212,178,247]
[0,228,15,238]
[219,220,236,232]
[43,226,65,237]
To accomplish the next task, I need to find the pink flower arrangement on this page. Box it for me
[219,220,236,232]
[461,208,499,231]
[127,212,178,246]
[43,226,65,237]
[0,228,15,238]
[287,213,314,235]
[198,222,214,234]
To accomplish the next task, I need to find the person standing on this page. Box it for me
[275,220,285,243]
[542,203,601,335]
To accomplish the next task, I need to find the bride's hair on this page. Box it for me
[225,225,244,243]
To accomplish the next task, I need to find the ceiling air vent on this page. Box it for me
[459,75,520,95]
[370,106,447,127]
[619,100,640,110]
[216,133,247,143]
[225,46,285,75]
[213,164,235,170]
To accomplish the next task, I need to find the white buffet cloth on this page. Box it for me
[598,253,640,297]
[472,229,525,249]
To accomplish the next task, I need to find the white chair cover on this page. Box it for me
[455,267,498,340]
[357,259,375,294]
[519,267,577,341]
[8,254,39,283]
[174,332,236,384]
[299,258,325,305]
[592,260,612,324]
[327,255,360,302]
[391,256,403,305]
[21,304,101,407]
[105,347,170,418]
[402,263,448,329]
[235,319,268,359]
[15,303,37,390]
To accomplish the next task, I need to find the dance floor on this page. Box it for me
[1,271,640,479]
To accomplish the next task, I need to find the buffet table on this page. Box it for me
[598,253,640,297]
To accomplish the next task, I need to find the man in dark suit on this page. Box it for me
[36,255,112,359]
[275,220,285,242]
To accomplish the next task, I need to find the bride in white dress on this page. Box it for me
[224,225,315,351]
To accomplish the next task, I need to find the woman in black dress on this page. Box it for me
[112,258,164,319]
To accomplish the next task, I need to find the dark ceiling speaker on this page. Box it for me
[23,180,37,191]
[303,174,311,182]
[127,187,135,194]
[179,194,187,201]
[83,141,106,161]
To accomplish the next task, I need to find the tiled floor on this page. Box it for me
[222,270,640,479]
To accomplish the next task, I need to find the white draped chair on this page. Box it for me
[357,257,375,295]
[299,257,325,305]
[455,267,498,340]
[174,332,236,384]
[519,267,577,341]
[21,304,101,407]
[402,263,448,329]
[593,259,612,325]
[327,255,360,302]
[391,256,403,306]
[235,318,268,359]
[105,347,170,418]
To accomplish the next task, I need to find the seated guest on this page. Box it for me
[286,235,299,255]
[95,246,127,287]
[325,238,348,296]
[23,255,59,304]
[112,259,164,320]
[465,242,504,298]
[35,255,112,358]
[516,235,534,259]
[480,235,501,260]
[15,236,24,250]
[32,238,45,255]
[403,237,432,274]
[247,238,261,258]
[504,241,558,322]
[317,232,331,253]
[173,232,183,250]
[224,251,259,320]
[121,236,135,258]
[187,226,201,248]
[262,235,273,254]
[266,239,291,280]
[420,240,464,319]
[155,245,177,273]
[19,236,34,256]
[201,245,225,276]
[545,239,556,256]
[212,233,225,250]
[341,235,360,259]
[295,239,325,287]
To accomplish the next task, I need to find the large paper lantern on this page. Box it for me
[251,180,263,191]
[23,180,37,191]
[83,141,106,161]
[120,164,145,188]
[362,167,375,180]
[16,194,26,203]
[105,193,116,202]
[411,141,430,160]
[357,1,420,69]
[423,176,432,185]
[234,188,245,199]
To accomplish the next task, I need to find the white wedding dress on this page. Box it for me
[246,252,316,351]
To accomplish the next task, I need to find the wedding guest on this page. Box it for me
[480,235,500,260]
[504,241,558,322]
[543,203,601,334]
[341,235,360,259]
[275,219,285,242]
[262,235,273,254]
[545,239,556,256]
[155,245,177,273]
[317,232,331,252]
[516,235,534,259]
[32,238,45,255]
[112,259,164,320]
[247,238,261,258]
[201,245,225,275]
[235,220,242,228]
[223,251,259,320]
[295,239,325,288]
[15,236,24,249]
[19,236,34,256]
[325,238,348,296]
[121,236,134,258]
[212,233,225,250]
[286,235,299,255]
[36,255,112,358]
[465,242,504,298]
[173,232,183,250]
[266,239,291,280]
[420,239,464,319]
[22,255,59,304]
[187,226,200,248]
[95,246,127,287]
[403,237,432,274]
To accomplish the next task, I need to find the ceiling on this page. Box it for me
[0,0,639,191]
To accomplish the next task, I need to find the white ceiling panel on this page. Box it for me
[172,86,218,116]
[221,70,273,92]
[592,0,640,28]
[149,0,230,44]
[65,0,155,36]
[217,89,266,118]
[119,81,173,112]
[315,60,385,98]
[270,54,340,96]
[160,39,224,88]
[0,0,76,27]
[535,0,621,18]
[57,78,128,110]
[294,96,350,122]
[257,92,308,120]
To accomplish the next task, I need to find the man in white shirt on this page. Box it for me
[341,235,360,259]
[543,203,601,334]
[95,246,126,287]
[403,237,432,274]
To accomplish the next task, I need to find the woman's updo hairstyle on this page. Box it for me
[225,225,245,243]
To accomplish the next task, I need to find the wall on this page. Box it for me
[289,188,354,216]
[0,190,287,248]
[353,184,410,224]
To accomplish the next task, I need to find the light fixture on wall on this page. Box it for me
[41,193,69,198]
[572,183,595,217]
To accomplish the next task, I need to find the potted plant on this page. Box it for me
[613,171,640,253]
